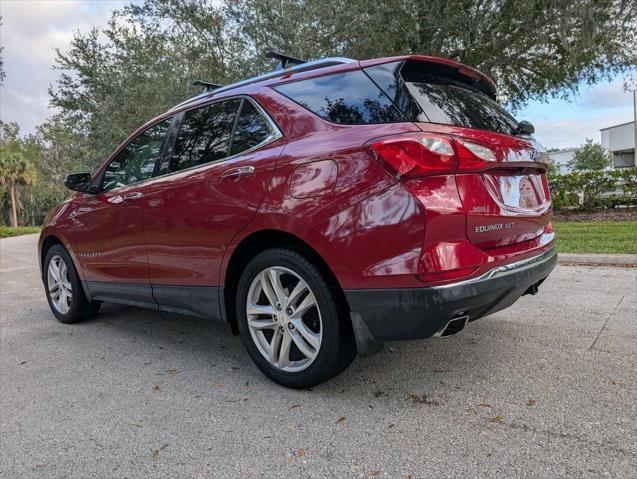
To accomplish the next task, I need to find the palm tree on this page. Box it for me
[0,151,36,227]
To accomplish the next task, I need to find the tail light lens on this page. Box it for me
[368,134,458,179]
[455,139,498,171]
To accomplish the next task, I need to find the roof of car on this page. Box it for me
[169,55,497,113]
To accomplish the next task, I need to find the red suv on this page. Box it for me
[39,55,556,388]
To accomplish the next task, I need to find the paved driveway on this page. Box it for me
[1,234,635,478]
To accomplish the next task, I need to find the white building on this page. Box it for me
[600,121,635,168]
[547,148,576,175]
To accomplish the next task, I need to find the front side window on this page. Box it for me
[274,70,405,125]
[230,100,273,156]
[102,118,171,192]
[160,99,241,175]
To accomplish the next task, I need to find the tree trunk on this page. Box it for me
[29,189,34,226]
[9,180,18,228]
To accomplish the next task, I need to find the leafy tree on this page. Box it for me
[226,0,637,108]
[48,0,637,169]
[568,138,613,171]
[0,123,37,227]
[49,2,246,165]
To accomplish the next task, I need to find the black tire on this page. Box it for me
[236,248,356,389]
[43,244,100,324]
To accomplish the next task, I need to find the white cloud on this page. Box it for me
[0,0,131,135]
[579,76,636,110]
[518,76,635,149]
[531,108,634,149]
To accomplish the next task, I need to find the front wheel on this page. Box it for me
[44,244,100,323]
[236,248,355,388]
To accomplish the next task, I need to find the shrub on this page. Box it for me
[548,167,637,211]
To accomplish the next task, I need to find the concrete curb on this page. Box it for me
[557,253,637,267]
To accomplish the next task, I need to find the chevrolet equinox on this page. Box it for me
[39,54,557,388]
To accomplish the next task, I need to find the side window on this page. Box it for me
[160,99,241,175]
[230,100,273,156]
[273,70,405,125]
[101,118,171,192]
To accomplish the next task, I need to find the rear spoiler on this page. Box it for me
[360,55,497,100]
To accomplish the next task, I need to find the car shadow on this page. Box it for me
[81,302,518,400]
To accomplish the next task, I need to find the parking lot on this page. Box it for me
[1,234,635,478]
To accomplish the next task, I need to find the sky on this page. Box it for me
[0,0,635,149]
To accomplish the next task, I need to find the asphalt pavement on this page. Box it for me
[1,234,635,478]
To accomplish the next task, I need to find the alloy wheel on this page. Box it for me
[47,254,72,315]
[246,266,322,373]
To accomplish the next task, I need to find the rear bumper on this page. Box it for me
[344,246,557,356]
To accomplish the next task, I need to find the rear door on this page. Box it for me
[141,97,284,317]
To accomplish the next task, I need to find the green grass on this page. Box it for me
[554,221,637,254]
[1,222,634,254]
[0,226,41,238]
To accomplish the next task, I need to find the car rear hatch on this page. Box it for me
[363,57,551,250]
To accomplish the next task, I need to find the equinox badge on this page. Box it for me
[475,222,514,233]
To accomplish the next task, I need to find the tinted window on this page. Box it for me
[366,60,518,135]
[274,70,404,125]
[405,81,518,135]
[364,62,425,122]
[230,100,272,156]
[161,99,240,174]
[102,118,171,192]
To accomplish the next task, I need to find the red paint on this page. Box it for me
[290,159,338,198]
[39,54,555,300]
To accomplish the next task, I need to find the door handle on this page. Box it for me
[107,191,143,204]
[123,192,143,200]
[221,166,255,180]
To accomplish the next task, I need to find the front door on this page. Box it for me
[71,118,172,305]
[140,98,284,318]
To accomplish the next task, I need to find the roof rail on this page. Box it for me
[170,56,356,112]
[212,57,356,95]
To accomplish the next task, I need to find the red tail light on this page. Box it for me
[368,134,458,179]
[455,139,499,172]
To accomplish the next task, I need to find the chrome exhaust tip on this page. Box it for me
[434,314,469,338]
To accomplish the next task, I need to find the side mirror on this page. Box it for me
[514,120,535,136]
[64,172,95,193]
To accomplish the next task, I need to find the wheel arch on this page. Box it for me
[40,234,65,277]
[222,229,349,335]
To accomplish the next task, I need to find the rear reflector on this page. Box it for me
[368,134,457,179]
[416,267,477,283]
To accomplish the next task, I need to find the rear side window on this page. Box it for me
[274,70,404,125]
[160,99,241,174]
[230,100,273,155]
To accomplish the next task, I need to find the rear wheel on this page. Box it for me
[236,248,355,388]
[44,244,100,323]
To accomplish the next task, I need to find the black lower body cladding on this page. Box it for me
[345,247,557,356]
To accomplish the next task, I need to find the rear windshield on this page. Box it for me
[405,80,518,135]
[364,61,518,135]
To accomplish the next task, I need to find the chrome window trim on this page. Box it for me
[97,96,283,193]
[98,116,175,194]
